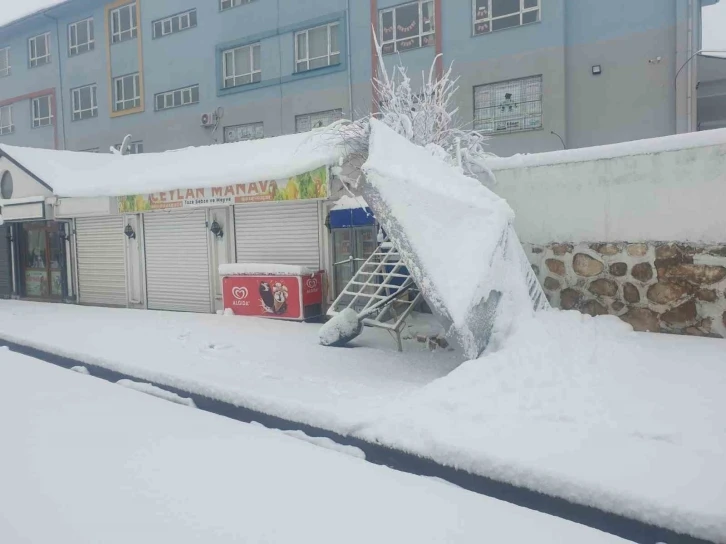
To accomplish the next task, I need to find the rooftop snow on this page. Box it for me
[0,130,345,198]
[484,127,726,171]
[0,0,68,28]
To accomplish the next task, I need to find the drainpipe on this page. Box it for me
[686,0,694,132]
[44,13,67,149]
[346,0,354,120]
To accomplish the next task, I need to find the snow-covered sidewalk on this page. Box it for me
[1,349,633,543]
[0,300,723,542]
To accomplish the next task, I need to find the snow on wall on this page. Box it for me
[485,131,726,245]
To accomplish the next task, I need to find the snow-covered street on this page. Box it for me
[0,300,723,541]
[0,348,634,543]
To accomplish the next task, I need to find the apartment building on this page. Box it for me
[0,0,717,157]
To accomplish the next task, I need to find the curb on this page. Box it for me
[3,337,715,544]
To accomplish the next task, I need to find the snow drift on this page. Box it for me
[359,119,547,358]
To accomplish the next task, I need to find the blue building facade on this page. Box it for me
[0,0,717,157]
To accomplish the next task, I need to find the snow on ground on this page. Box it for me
[0,349,630,544]
[0,300,723,541]
[117,379,197,407]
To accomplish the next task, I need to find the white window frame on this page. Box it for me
[295,109,343,133]
[71,84,98,121]
[68,17,95,56]
[473,0,540,35]
[220,0,254,11]
[474,75,543,135]
[224,122,264,143]
[379,0,435,55]
[0,47,10,77]
[222,43,261,88]
[110,2,138,44]
[152,9,197,39]
[115,140,143,154]
[154,84,199,111]
[113,73,141,112]
[0,105,14,135]
[295,22,340,73]
[28,33,51,68]
[31,95,54,128]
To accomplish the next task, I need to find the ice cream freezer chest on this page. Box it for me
[222,271,324,321]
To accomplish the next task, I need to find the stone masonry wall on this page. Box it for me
[525,242,726,339]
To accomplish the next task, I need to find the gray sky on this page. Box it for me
[1,0,726,51]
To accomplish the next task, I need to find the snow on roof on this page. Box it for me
[0,130,345,198]
[0,0,68,28]
[331,195,369,211]
[484,127,726,171]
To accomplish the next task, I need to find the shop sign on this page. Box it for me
[118,166,329,213]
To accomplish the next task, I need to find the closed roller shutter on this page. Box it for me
[234,201,320,270]
[76,216,127,306]
[144,209,211,313]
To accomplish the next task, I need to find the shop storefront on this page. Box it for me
[0,133,346,313]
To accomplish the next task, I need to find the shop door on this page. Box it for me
[332,226,376,298]
[20,222,66,300]
[144,209,212,313]
[208,207,234,313]
[234,201,321,270]
[76,216,127,306]
[0,225,12,298]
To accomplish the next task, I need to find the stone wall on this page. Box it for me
[526,242,726,338]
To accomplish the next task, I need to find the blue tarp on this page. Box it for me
[329,207,375,229]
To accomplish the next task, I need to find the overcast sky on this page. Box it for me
[1,0,726,52]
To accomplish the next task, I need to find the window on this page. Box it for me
[295,23,340,73]
[0,47,9,77]
[220,0,255,11]
[155,84,199,111]
[31,95,53,128]
[379,1,434,55]
[153,9,197,38]
[29,33,51,67]
[222,44,261,88]
[295,109,342,133]
[473,0,540,35]
[224,122,263,143]
[113,73,141,111]
[110,2,137,44]
[69,18,95,56]
[0,106,13,135]
[474,75,543,134]
[115,141,143,154]
[71,84,98,121]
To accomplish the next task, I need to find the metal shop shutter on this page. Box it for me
[144,209,211,313]
[76,216,127,306]
[234,201,321,270]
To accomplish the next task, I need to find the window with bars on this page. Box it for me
[0,48,10,77]
[224,122,264,143]
[0,106,13,135]
[473,0,540,35]
[113,73,141,111]
[220,0,255,11]
[155,84,199,111]
[222,43,261,88]
[295,109,342,133]
[474,76,543,134]
[295,23,340,73]
[69,18,95,56]
[29,33,51,67]
[31,95,53,128]
[115,141,144,154]
[110,3,137,44]
[153,9,197,39]
[71,84,98,121]
[379,1,434,55]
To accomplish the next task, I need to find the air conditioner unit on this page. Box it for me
[200,111,217,127]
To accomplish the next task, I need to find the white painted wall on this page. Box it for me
[486,132,726,245]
